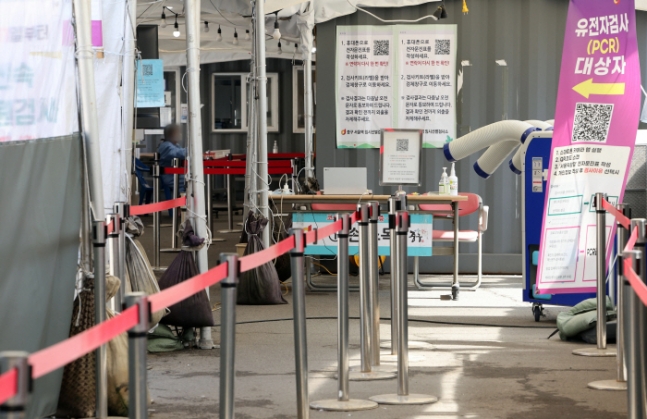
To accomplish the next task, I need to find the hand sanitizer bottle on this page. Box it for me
[272,140,279,154]
[449,163,458,196]
[439,167,448,195]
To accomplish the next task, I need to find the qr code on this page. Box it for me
[435,39,450,55]
[396,139,409,152]
[572,103,613,143]
[374,40,389,56]
[142,64,153,76]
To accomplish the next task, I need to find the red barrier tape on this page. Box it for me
[149,263,228,313]
[239,236,296,273]
[203,160,292,168]
[602,199,630,230]
[29,306,138,379]
[624,259,647,307]
[130,197,186,216]
[0,369,16,406]
[163,167,186,175]
[625,227,638,253]
[0,205,352,405]
[204,167,293,176]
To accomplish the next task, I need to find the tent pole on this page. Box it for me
[122,0,137,199]
[254,0,270,248]
[243,20,258,226]
[185,0,215,349]
[303,40,314,180]
[73,0,105,221]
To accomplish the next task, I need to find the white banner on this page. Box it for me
[336,25,456,149]
[0,0,77,142]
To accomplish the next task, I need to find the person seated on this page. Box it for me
[158,124,187,215]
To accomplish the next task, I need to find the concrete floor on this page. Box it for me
[138,211,627,419]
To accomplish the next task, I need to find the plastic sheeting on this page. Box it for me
[0,134,83,418]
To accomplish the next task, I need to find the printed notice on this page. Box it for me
[380,129,422,185]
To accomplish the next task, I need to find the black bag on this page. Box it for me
[237,212,287,305]
[158,222,214,327]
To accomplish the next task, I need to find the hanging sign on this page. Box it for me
[335,25,457,149]
[136,59,165,108]
[536,0,641,294]
[292,212,433,256]
[0,0,77,142]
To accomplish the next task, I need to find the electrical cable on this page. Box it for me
[345,0,441,23]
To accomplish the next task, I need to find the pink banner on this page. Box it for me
[537,0,641,294]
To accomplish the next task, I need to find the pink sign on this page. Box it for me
[536,0,641,294]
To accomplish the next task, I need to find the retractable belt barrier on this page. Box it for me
[130,197,187,217]
[0,210,357,407]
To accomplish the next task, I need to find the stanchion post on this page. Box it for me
[124,292,149,419]
[206,171,212,235]
[622,246,644,419]
[219,174,242,234]
[152,154,161,270]
[289,228,309,419]
[93,220,108,418]
[219,253,239,419]
[370,211,438,406]
[0,351,30,419]
[171,158,180,249]
[108,213,121,310]
[114,202,129,300]
[309,215,378,412]
[573,193,615,357]
[358,204,372,374]
[368,201,381,367]
[388,196,399,356]
[588,203,630,390]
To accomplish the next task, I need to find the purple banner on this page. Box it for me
[537,0,641,294]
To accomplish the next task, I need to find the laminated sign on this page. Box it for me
[336,25,456,149]
[536,0,641,294]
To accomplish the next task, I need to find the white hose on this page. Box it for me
[474,140,520,178]
[443,120,538,162]
[509,120,554,174]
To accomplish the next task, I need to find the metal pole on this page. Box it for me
[72,0,105,221]
[623,246,644,419]
[206,173,212,234]
[289,229,309,419]
[370,211,438,406]
[634,219,647,414]
[0,351,30,419]
[124,292,149,419]
[589,203,630,391]
[184,0,214,349]
[574,193,615,356]
[152,158,161,270]
[255,0,270,248]
[93,220,108,418]
[368,202,381,367]
[171,158,180,249]
[310,215,378,412]
[451,200,460,300]
[388,197,398,356]
[122,0,137,198]
[219,253,239,419]
[351,205,394,381]
[303,43,314,179]
[114,203,129,299]
[108,213,121,310]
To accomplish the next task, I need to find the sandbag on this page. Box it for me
[238,212,287,305]
[556,297,616,341]
[158,250,214,327]
[106,308,129,416]
[148,323,185,353]
[272,214,292,282]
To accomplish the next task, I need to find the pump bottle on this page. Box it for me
[449,163,458,196]
[439,167,449,195]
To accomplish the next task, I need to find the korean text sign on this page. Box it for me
[336,25,456,149]
[537,0,640,294]
[292,213,433,257]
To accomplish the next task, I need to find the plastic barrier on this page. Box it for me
[130,197,186,217]
[0,208,359,411]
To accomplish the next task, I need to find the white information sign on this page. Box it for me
[336,25,457,149]
[0,0,77,142]
[380,129,422,186]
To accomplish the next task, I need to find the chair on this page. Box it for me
[416,193,489,291]
[134,159,153,206]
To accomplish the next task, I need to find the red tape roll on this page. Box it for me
[130,197,186,216]
[0,368,17,406]
[29,306,138,379]
[149,263,228,313]
[602,199,630,230]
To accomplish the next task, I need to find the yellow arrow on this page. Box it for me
[572,78,625,99]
